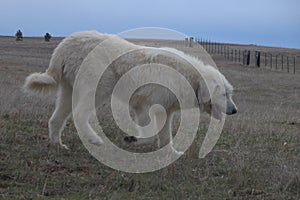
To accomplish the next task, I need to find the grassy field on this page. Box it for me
[0,36,299,199]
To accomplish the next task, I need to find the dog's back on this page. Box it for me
[23,31,110,94]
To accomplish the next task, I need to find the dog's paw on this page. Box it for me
[124,136,137,143]
[60,143,70,150]
[174,150,184,156]
[48,141,70,150]
[170,145,184,156]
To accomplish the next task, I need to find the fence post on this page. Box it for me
[243,50,246,65]
[255,51,261,67]
[185,38,189,47]
[270,54,272,69]
[235,50,237,62]
[220,45,223,56]
[243,50,250,65]
[239,50,241,63]
[189,37,194,47]
[247,50,250,65]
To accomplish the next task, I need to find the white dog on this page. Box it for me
[23,31,237,150]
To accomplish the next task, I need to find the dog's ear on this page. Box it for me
[197,79,211,104]
[211,104,222,120]
[211,85,223,120]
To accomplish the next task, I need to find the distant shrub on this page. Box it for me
[44,33,52,42]
[15,30,23,41]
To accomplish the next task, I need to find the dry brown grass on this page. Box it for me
[0,36,299,199]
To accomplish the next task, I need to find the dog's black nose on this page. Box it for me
[231,107,237,114]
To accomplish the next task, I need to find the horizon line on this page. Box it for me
[0,34,299,51]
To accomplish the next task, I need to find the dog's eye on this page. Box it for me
[222,93,226,97]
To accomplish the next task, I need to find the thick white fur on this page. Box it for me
[23,31,237,150]
[24,72,57,94]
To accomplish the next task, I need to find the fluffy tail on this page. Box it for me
[23,72,58,94]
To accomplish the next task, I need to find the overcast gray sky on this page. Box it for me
[1,0,299,48]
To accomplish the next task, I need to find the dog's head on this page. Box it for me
[196,74,237,120]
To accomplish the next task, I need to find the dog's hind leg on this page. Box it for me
[48,82,72,149]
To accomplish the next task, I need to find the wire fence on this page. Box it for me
[185,37,299,74]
